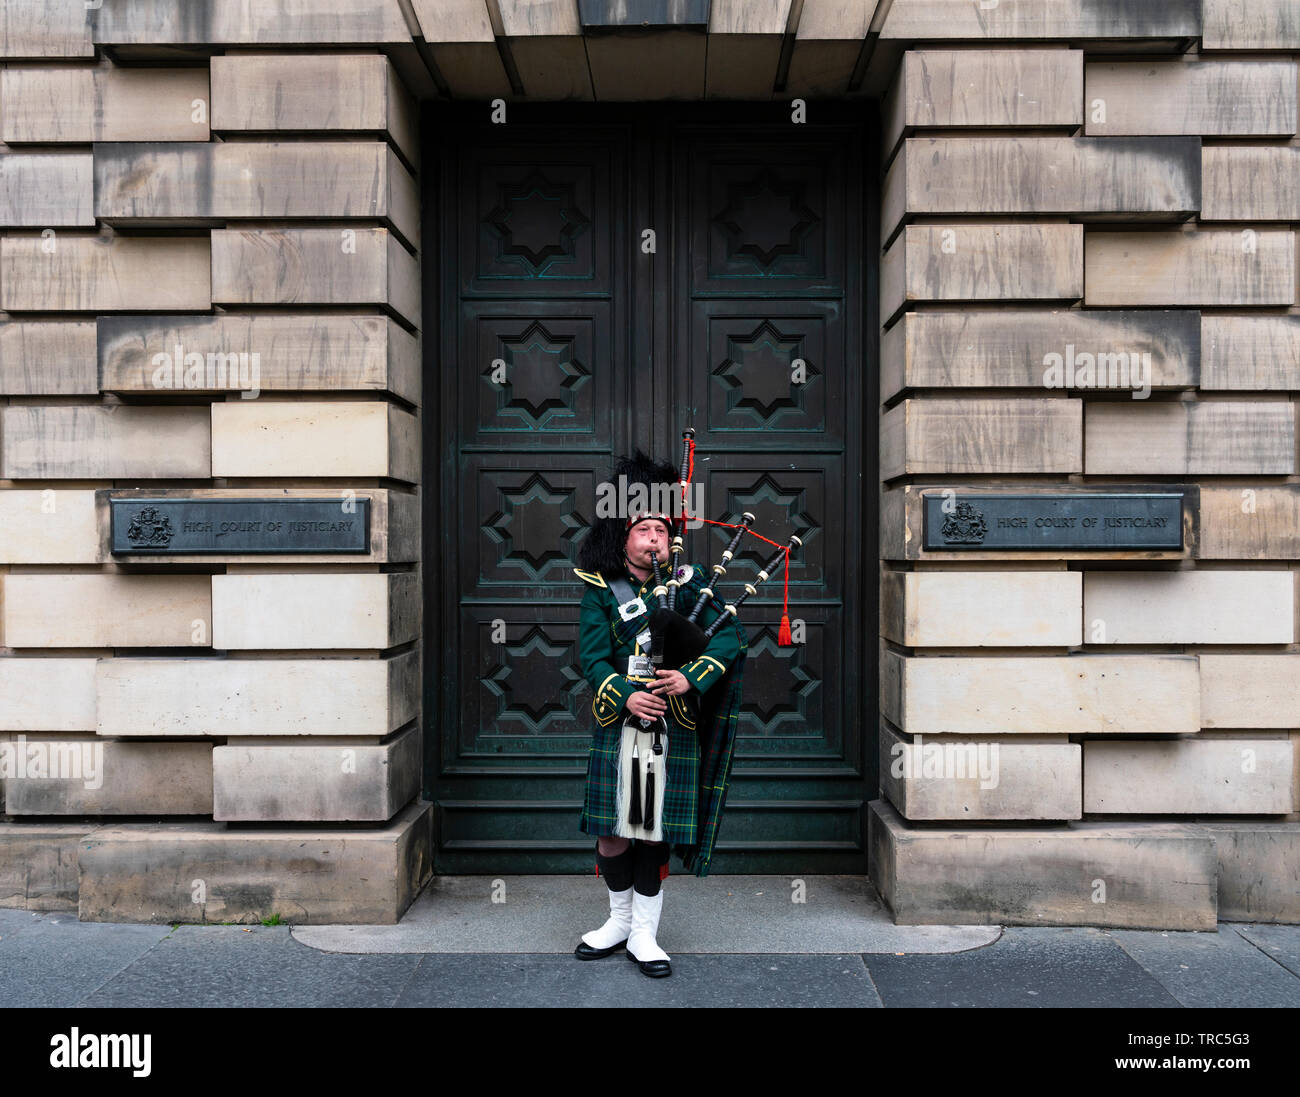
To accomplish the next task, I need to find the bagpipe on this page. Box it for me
[645,427,801,697]
[619,428,800,838]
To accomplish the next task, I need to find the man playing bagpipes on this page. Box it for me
[572,435,798,977]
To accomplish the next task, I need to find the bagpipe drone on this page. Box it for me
[645,427,801,700]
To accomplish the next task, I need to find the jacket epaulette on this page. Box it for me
[573,568,607,588]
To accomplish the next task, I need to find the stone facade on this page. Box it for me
[1,0,1297,927]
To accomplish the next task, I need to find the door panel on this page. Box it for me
[429,106,871,873]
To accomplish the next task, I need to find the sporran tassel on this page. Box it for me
[643,756,656,831]
[629,741,642,825]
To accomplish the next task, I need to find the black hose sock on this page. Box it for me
[595,844,635,892]
[633,840,671,897]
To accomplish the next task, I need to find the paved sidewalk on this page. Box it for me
[1,877,1298,1008]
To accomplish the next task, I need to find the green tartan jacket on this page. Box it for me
[575,564,748,875]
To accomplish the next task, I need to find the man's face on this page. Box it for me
[624,519,670,571]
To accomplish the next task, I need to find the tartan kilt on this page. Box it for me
[578,708,700,845]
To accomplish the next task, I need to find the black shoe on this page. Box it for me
[574,939,627,960]
[626,948,672,977]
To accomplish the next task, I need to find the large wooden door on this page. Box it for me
[425,104,874,873]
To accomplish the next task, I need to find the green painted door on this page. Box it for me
[425,104,876,873]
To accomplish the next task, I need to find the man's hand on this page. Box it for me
[625,690,667,719]
[649,669,689,697]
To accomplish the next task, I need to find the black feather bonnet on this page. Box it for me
[576,450,677,577]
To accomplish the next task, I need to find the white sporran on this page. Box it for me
[613,715,668,842]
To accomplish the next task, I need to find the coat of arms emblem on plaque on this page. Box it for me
[940,500,988,546]
[125,506,175,549]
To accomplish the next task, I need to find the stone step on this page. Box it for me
[77,800,434,925]
[0,822,90,911]
[868,799,1218,929]
[1202,822,1300,923]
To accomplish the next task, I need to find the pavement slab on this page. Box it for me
[0,912,171,1008]
[1232,924,1300,980]
[393,953,882,1008]
[1108,926,1300,1008]
[82,925,424,1009]
[291,875,1001,955]
[862,927,1183,1008]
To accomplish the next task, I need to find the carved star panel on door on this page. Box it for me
[688,300,844,446]
[733,614,836,755]
[460,609,591,757]
[684,136,849,296]
[460,302,612,449]
[461,141,620,297]
[460,457,604,597]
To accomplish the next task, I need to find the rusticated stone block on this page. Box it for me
[0,405,210,479]
[209,401,418,481]
[213,726,420,822]
[882,570,1081,647]
[0,490,101,564]
[1203,146,1300,223]
[884,137,1198,243]
[0,234,212,312]
[1197,486,1300,560]
[883,223,1082,323]
[881,398,1082,479]
[212,572,419,650]
[1086,61,1297,136]
[2,738,213,815]
[1085,230,1295,307]
[92,1,413,45]
[1,66,210,142]
[1200,654,1300,729]
[880,1,1200,41]
[98,314,418,404]
[95,651,419,738]
[869,799,1217,930]
[880,723,1081,821]
[0,321,98,395]
[881,650,1201,736]
[883,49,1083,159]
[210,53,416,165]
[1203,0,1300,49]
[94,142,418,250]
[0,0,94,57]
[1085,402,1295,475]
[498,0,585,35]
[210,228,418,328]
[3,574,211,649]
[0,659,97,732]
[76,801,434,925]
[0,152,94,227]
[882,309,1198,399]
[1085,736,1293,815]
[1084,571,1295,645]
[1201,314,1300,390]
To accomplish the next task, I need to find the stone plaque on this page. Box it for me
[110,498,370,555]
[922,493,1183,551]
